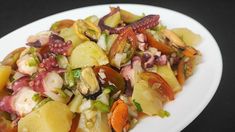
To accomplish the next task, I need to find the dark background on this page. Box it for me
[0,0,234,131]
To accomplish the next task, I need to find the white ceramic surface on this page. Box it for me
[0,4,223,132]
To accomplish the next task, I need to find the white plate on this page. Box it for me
[0,4,222,132]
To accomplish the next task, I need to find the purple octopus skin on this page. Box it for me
[98,9,160,34]
[48,34,72,56]
[125,15,160,33]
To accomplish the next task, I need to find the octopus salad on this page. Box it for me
[0,7,202,132]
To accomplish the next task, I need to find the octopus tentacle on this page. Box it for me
[98,7,121,34]
[0,87,38,116]
[39,56,59,71]
[48,34,73,56]
[30,70,64,95]
[125,15,160,33]
[11,76,30,93]
[29,71,48,94]
[0,96,15,114]
[99,10,160,34]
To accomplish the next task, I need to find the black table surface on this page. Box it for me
[0,0,234,131]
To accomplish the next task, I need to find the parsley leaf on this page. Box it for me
[133,99,143,112]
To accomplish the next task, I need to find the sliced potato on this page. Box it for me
[104,11,121,28]
[50,19,75,32]
[68,93,83,113]
[60,27,87,47]
[92,112,111,132]
[172,28,201,47]
[70,41,109,69]
[18,101,73,132]
[0,65,11,91]
[157,63,182,93]
[132,80,163,116]
[78,111,111,132]
[120,9,142,23]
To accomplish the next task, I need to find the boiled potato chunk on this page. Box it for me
[50,19,74,32]
[172,28,201,47]
[157,63,182,93]
[132,80,163,116]
[70,41,109,69]
[120,9,142,23]
[78,112,111,132]
[18,101,73,132]
[0,65,11,91]
[92,112,111,132]
[60,27,87,47]
[104,11,121,28]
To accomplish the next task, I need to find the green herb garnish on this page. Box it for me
[28,58,38,67]
[133,99,143,112]
[104,85,116,93]
[159,110,170,118]
[109,98,114,107]
[93,101,109,112]
[33,98,52,110]
[103,88,112,94]
[64,70,75,88]
[50,21,60,31]
[72,69,81,79]
[32,93,42,102]
[55,88,68,98]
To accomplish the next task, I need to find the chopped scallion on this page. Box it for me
[133,99,143,112]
